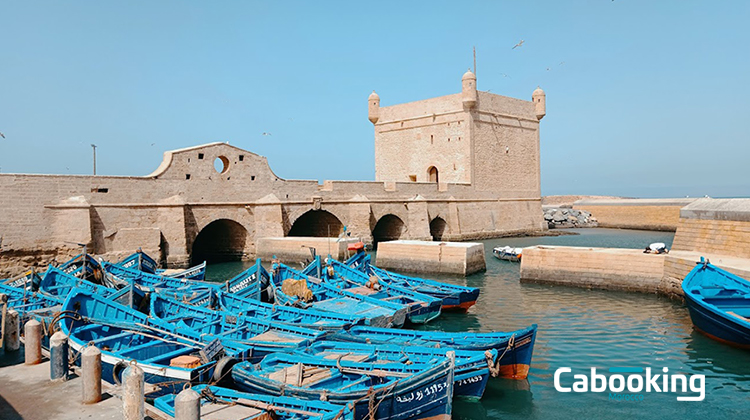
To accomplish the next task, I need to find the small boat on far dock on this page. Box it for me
[682,257,750,348]
[492,246,523,262]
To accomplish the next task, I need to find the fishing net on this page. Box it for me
[281,278,313,302]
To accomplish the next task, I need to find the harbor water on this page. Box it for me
[206,228,750,418]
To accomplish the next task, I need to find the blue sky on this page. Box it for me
[1,1,748,197]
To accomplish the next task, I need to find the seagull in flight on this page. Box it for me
[0,132,5,139]
[512,40,524,49]
[501,73,511,79]
[151,143,156,146]
[262,132,272,136]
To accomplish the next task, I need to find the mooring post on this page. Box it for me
[81,345,102,404]
[49,331,69,381]
[446,350,456,416]
[174,387,201,420]
[0,293,7,351]
[3,309,20,352]
[24,319,42,365]
[123,363,145,420]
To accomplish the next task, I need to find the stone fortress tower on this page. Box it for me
[0,70,547,275]
[370,70,545,197]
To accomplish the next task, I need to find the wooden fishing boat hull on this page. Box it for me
[454,369,490,400]
[492,250,521,262]
[216,291,363,331]
[310,258,443,324]
[232,356,454,420]
[332,324,537,380]
[348,254,480,311]
[298,341,493,400]
[273,263,407,328]
[59,289,253,395]
[157,261,207,281]
[154,385,354,420]
[682,259,750,348]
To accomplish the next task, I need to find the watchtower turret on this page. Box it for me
[368,91,380,124]
[461,70,477,109]
[532,86,546,120]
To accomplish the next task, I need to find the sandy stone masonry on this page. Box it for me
[0,72,546,277]
[522,198,750,300]
[573,198,698,232]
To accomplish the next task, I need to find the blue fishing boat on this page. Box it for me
[59,253,106,284]
[214,290,364,330]
[149,293,328,361]
[102,261,217,306]
[38,265,150,311]
[305,256,442,324]
[271,262,407,328]
[347,252,480,311]
[2,268,43,290]
[58,289,253,394]
[105,259,270,302]
[154,385,354,420]
[298,341,495,400]
[157,261,207,281]
[232,352,455,420]
[682,258,750,348]
[220,259,273,301]
[332,324,537,380]
[117,249,207,280]
[117,250,159,274]
[0,283,62,323]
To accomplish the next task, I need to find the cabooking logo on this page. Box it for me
[554,367,705,401]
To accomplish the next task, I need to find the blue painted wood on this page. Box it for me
[117,251,158,274]
[306,256,443,324]
[59,289,255,395]
[682,258,750,348]
[154,385,354,420]
[215,290,364,330]
[297,341,494,399]
[346,252,480,310]
[232,352,454,420]
[149,293,327,361]
[271,262,408,328]
[332,324,537,379]
[117,250,207,280]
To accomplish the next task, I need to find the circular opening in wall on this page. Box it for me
[214,156,230,174]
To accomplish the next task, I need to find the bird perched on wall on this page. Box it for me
[512,40,524,49]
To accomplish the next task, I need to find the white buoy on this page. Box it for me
[24,319,42,365]
[123,363,144,420]
[174,388,201,420]
[82,345,102,404]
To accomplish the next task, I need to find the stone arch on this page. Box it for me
[288,210,344,237]
[372,214,405,246]
[430,217,448,241]
[428,166,439,183]
[191,219,248,264]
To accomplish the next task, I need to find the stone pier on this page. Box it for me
[521,198,750,299]
[375,240,486,276]
[256,237,361,263]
